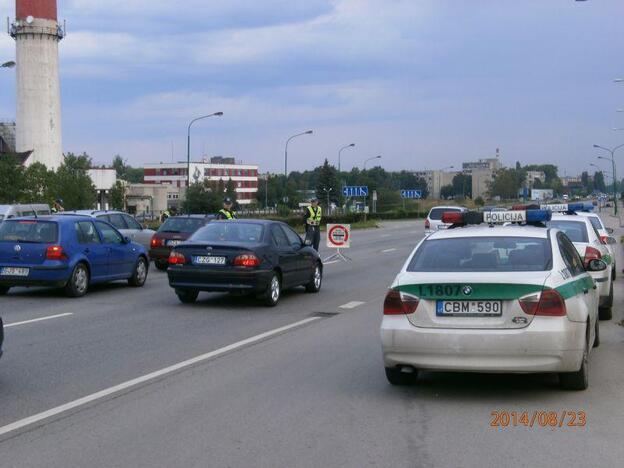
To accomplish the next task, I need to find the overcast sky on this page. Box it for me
[1,0,623,174]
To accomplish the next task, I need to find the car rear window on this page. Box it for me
[190,223,264,243]
[158,217,205,233]
[429,207,461,220]
[546,220,588,243]
[587,216,604,231]
[407,236,552,272]
[0,220,58,243]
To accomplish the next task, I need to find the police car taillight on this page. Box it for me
[425,218,430,229]
[383,290,419,315]
[518,290,566,317]
[584,246,602,266]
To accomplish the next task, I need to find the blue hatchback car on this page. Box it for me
[0,215,149,297]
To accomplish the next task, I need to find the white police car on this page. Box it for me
[576,210,617,279]
[381,209,603,390]
[539,203,614,321]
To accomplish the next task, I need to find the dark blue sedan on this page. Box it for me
[0,215,149,297]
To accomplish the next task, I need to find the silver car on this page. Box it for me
[62,210,156,251]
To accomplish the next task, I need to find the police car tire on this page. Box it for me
[385,367,418,386]
[612,267,616,280]
[598,284,613,321]
[593,319,600,348]
[0,286,9,295]
[176,289,199,304]
[559,332,589,391]
[155,260,168,271]
[305,263,322,293]
[65,263,89,298]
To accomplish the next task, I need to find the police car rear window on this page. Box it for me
[546,220,588,243]
[429,208,461,220]
[0,220,58,243]
[407,236,552,272]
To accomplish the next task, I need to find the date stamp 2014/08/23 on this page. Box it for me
[490,410,586,428]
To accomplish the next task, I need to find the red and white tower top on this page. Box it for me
[16,0,58,22]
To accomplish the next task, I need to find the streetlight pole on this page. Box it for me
[594,143,624,215]
[363,155,382,170]
[338,143,355,173]
[322,187,333,216]
[186,112,223,187]
[284,130,313,177]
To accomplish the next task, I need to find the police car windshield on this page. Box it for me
[546,220,588,243]
[158,217,204,233]
[429,208,461,220]
[408,236,552,272]
[190,223,264,244]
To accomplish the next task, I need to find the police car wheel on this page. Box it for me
[598,284,613,321]
[155,260,168,271]
[593,319,600,348]
[0,285,9,295]
[305,264,322,293]
[176,289,199,304]
[612,267,616,280]
[385,367,418,386]
[559,332,589,391]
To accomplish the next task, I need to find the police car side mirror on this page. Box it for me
[606,236,617,245]
[586,259,607,272]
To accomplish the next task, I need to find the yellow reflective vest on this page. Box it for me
[306,206,322,226]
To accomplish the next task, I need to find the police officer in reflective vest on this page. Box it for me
[217,197,237,220]
[303,198,322,251]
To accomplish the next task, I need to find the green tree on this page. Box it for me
[593,171,606,192]
[452,173,472,198]
[474,196,485,207]
[0,154,25,203]
[110,181,126,210]
[440,184,454,199]
[52,153,96,210]
[22,163,54,203]
[182,180,221,214]
[315,159,339,206]
[112,154,143,183]
[488,168,525,199]
[225,179,237,204]
[581,171,589,190]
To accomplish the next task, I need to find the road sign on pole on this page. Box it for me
[342,186,369,197]
[324,224,351,263]
[400,189,422,199]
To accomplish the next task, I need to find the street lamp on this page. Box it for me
[338,143,355,173]
[594,143,624,215]
[363,155,382,170]
[284,130,313,177]
[321,187,333,215]
[1,61,15,68]
[186,112,224,187]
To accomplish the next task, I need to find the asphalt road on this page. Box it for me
[0,218,623,468]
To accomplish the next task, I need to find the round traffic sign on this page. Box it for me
[327,224,350,247]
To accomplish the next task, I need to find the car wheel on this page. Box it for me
[598,282,613,321]
[65,263,89,298]
[0,285,10,295]
[305,263,322,293]
[128,257,148,287]
[559,331,589,391]
[593,318,600,348]
[262,273,281,307]
[385,367,418,386]
[155,260,168,271]
[176,289,199,304]
[612,267,616,280]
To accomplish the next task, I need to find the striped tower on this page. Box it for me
[10,0,64,170]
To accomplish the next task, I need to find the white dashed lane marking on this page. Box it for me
[382,248,397,253]
[339,301,366,309]
[5,313,74,328]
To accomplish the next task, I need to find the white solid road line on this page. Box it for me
[0,316,321,438]
[339,301,366,309]
[4,313,73,328]
[381,248,397,253]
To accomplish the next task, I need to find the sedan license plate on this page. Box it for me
[436,300,502,316]
[1,267,29,277]
[437,225,448,230]
[167,240,182,247]
[193,256,226,265]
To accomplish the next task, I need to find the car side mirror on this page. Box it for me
[607,227,614,234]
[586,259,607,272]
[123,236,131,244]
[607,236,617,245]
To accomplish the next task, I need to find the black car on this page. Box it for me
[150,215,214,270]
[167,220,322,306]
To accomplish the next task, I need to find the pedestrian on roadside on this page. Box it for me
[217,197,237,220]
[161,209,171,223]
[303,198,322,251]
